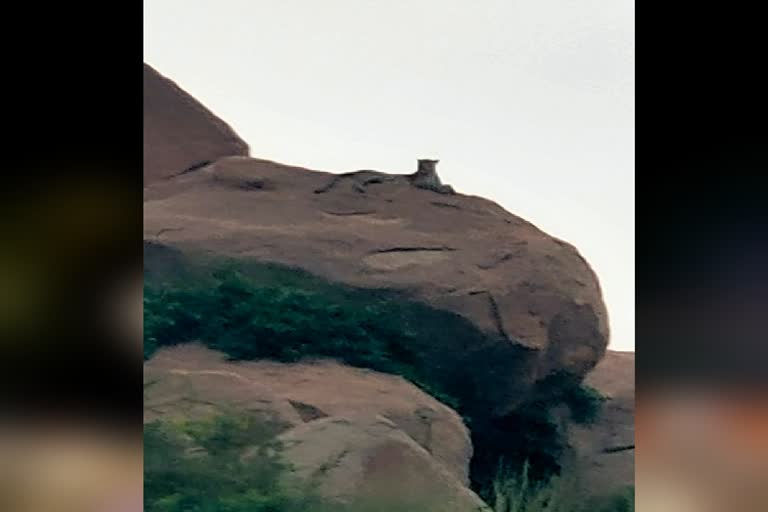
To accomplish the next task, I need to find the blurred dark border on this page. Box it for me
[637,5,768,391]
[1,4,142,428]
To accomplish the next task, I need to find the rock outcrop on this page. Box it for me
[144,344,484,510]
[144,344,473,484]
[144,154,610,416]
[143,65,620,506]
[143,63,249,186]
[278,415,489,511]
[567,350,634,496]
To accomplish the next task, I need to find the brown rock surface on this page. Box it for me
[143,344,473,485]
[277,415,489,511]
[144,155,610,415]
[567,350,634,496]
[143,64,249,186]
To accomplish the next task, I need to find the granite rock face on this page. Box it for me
[144,344,486,510]
[143,63,249,186]
[144,344,473,486]
[278,415,489,511]
[145,155,610,416]
[567,350,634,497]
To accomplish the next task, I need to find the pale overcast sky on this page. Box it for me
[144,0,635,351]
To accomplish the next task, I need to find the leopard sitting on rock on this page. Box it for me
[314,159,455,195]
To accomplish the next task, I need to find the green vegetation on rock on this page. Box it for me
[470,372,605,496]
[144,414,328,512]
[144,259,460,408]
[491,461,634,512]
[144,253,607,502]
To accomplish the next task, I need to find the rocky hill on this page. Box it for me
[142,63,631,509]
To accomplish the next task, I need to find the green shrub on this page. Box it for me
[471,372,605,497]
[144,260,462,409]
[491,461,577,512]
[490,463,634,512]
[531,371,605,425]
[144,414,328,512]
[471,406,565,499]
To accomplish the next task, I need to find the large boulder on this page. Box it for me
[567,350,634,496]
[143,344,473,486]
[278,415,489,511]
[143,64,249,186]
[144,155,610,416]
